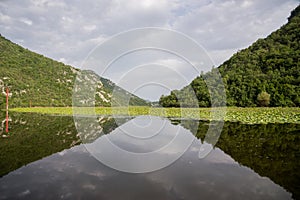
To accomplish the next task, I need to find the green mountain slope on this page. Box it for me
[160,5,300,107]
[0,35,148,108]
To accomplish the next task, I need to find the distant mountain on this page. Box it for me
[0,35,148,108]
[160,5,300,107]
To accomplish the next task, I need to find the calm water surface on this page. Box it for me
[0,112,299,200]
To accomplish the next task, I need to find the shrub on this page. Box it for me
[257,91,271,107]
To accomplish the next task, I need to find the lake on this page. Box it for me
[0,112,299,199]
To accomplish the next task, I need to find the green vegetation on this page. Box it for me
[0,35,148,108]
[160,5,300,107]
[257,91,271,106]
[10,106,300,124]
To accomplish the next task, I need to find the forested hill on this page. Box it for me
[0,35,148,108]
[159,5,300,107]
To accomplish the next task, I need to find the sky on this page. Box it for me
[0,0,299,101]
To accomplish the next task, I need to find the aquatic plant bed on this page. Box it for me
[9,107,300,124]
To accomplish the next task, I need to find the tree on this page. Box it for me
[159,5,300,108]
[257,91,271,107]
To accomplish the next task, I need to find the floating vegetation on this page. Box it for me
[10,107,300,124]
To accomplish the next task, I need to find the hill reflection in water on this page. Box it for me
[0,112,299,199]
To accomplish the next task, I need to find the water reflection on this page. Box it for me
[85,116,196,173]
[0,112,299,199]
[0,112,127,177]
[0,143,291,199]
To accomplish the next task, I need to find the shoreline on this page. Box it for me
[7,107,300,124]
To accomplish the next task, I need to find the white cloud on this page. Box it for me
[0,12,12,24]
[0,0,298,100]
[83,25,97,32]
[20,18,32,25]
[173,0,298,55]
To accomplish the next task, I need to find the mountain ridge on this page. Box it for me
[0,34,149,108]
[159,5,300,107]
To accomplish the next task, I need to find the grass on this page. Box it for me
[9,106,300,124]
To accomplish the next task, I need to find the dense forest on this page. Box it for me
[160,5,300,107]
[0,35,148,108]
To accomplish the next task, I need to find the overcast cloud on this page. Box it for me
[0,0,298,100]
